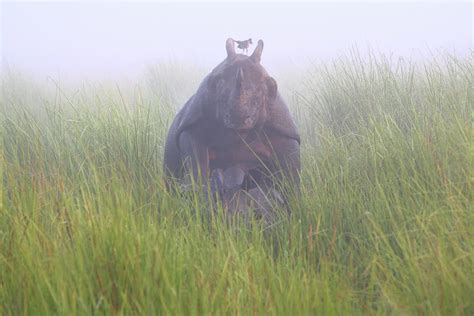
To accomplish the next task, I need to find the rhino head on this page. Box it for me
[208,38,278,131]
[175,38,299,149]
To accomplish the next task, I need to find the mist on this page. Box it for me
[2,3,473,313]
[2,1,472,82]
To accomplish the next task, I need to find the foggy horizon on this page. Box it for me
[1,2,472,82]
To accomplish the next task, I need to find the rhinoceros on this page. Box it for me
[210,165,285,221]
[163,38,300,209]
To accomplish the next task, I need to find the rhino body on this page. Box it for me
[210,166,285,222]
[163,39,300,214]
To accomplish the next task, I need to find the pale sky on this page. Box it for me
[1,1,472,80]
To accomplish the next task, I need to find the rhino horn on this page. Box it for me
[226,38,236,59]
[235,67,244,90]
[250,40,264,63]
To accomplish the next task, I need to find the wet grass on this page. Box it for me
[1,52,473,315]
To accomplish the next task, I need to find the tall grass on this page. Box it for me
[1,52,472,315]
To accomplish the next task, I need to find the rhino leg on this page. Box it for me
[218,166,247,212]
[223,165,246,190]
[210,168,224,196]
[271,137,301,192]
[179,131,211,190]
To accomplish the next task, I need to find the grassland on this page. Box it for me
[1,52,472,315]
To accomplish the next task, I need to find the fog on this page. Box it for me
[1,1,472,81]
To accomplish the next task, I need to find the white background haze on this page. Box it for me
[1,1,472,82]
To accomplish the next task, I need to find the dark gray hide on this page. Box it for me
[210,166,285,222]
[163,38,300,205]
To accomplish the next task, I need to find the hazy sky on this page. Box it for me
[1,1,472,80]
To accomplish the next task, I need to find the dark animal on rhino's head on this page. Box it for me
[163,38,300,208]
[233,38,253,53]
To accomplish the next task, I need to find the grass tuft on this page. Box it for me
[1,52,472,315]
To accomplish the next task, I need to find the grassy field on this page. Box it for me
[1,52,472,315]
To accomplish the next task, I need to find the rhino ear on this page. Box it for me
[250,40,264,63]
[226,38,236,59]
[266,77,278,100]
